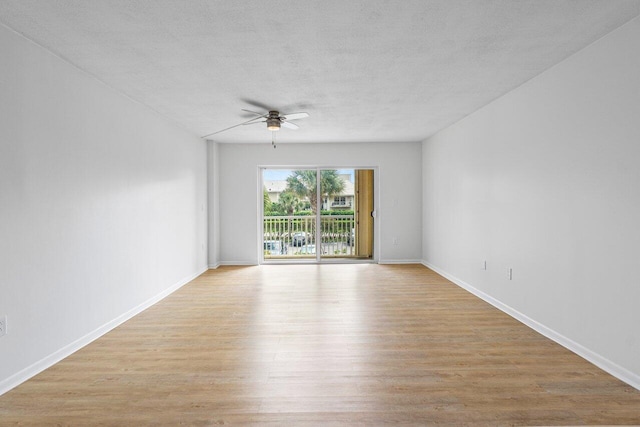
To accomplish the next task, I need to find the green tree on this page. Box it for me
[263,187,273,213]
[278,190,303,215]
[286,170,345,213]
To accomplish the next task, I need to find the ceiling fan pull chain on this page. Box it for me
[272,131,277,149]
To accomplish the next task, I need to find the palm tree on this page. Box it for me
[263,187,273,213]
[278,190,303,215]
[286,170,345,213]
[276,190,303,243]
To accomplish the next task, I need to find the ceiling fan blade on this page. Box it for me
[241,108,267,118]
[200,116,264,138]
[240,98,272,112]
[281,121,299,130]
[282,112,309,121]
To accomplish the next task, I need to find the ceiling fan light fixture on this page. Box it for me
[266,117,281,131]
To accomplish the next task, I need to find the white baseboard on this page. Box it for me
[218,261,259,266]
[378,259,423,265]
[0,266,209,396]
[421,260,640,391]
[208,262,221,269]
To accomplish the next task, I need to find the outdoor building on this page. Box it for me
[265,173,354,212]
[322,174,354,211]
[263,180,288,204]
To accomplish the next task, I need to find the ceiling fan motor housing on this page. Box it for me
[266,111,281,131]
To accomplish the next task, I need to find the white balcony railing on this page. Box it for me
[263,214,355,258]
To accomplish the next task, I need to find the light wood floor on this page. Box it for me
[1,265,639,426]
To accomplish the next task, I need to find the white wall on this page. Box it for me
[215,141,422,265]
[422,17,640,388]
[0,25,208,393]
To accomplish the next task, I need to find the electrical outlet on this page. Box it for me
[0,315,6,337]
[482,260,487,270]
[507,268,513,280]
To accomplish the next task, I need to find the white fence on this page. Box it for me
[263,215,355,258]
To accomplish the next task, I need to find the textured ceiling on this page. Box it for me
[1,0,639,144]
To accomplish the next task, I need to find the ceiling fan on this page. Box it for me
[201,109,310,147]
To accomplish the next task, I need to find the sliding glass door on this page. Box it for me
[319,169,355,259]
[262,168,374,262]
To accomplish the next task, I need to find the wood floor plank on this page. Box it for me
[1,264,639,425]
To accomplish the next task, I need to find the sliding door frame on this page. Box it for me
[258,165,380,265]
